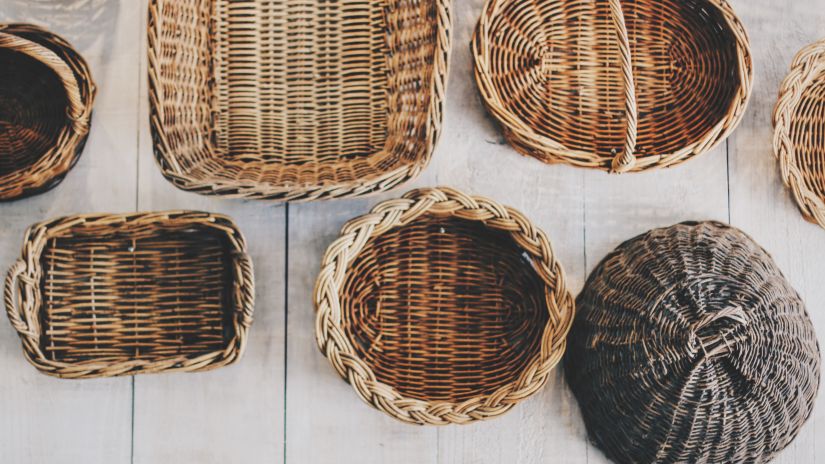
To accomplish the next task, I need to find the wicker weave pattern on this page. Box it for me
[315,187,574,425]
[0,23,95,200]
[566,221,821,463]
[4,211,255,379]
[472,0,753,172]
[148,0,451,201]
[774,38,825,228]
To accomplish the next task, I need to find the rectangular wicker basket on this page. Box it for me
[148,0,451,201]
[4,211,254,379]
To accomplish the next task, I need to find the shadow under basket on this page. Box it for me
[472,0,753,172]
[315,187,575,425]
[148,0,451,201]
[774,38,825,229]
[0,23,95,200]
[4,212,255,379]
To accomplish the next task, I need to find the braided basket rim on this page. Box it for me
[773,38,825,228]
[314,187,575,425]
[0,23,96,201]
[147,0,452,202]
[3,211,255,379]
[471,0,753,173]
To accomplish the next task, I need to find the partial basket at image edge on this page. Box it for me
[314,187,574,425]
[472,0,753,173]
[774,38,825,229]
[0,23,95,200]
[148,0,451,201]
[4,211,255,379]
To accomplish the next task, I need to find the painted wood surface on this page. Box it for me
[0,0,822,462]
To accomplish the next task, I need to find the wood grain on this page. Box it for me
[0,0,822,462]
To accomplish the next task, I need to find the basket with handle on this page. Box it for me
[148,0,451,201]
[0,23,95,200]
[472,0,752,172]
[774,38,825,228]
[4,211,255,379]
[315,187,574,425]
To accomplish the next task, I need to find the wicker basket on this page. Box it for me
[148,0,451,201]
[472,0,753,172]
[774,38,825,228]
[4,211,255,379]
[0,23,95,200]
[315,187,574,425]
[566,221,821,464]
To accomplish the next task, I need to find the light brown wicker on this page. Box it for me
[472,0,753,172]
[774,38,825,228]
[315,187,574,425]
[148,0,451,201]
[4,211,255,379]
[0,23,95,200]
[566,221,821,464]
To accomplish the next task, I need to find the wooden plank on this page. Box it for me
[0,1,139,463]
[727,1,825,462]
[129,1,286,462]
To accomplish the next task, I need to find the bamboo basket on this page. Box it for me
[774,38,825,228]
[0,23,95,200]
[315,187,574,425]
[566,221,821,464]
[4,211,255,379]
[472,0,753,172]
[148,0,451,201]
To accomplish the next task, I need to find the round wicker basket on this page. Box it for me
[315,187,574,425]
[0,23,95,200]
[774,38,825,228]
[566,221,821,463]
[472,0,753,172]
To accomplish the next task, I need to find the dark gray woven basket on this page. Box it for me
[566,221,821,464]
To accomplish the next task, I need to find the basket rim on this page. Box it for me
[3,210,255,379]
[773,38,825,229]
[314,186,575,425]
[146,0,452,202]
[471,0,754,173]
[0,23,96,200]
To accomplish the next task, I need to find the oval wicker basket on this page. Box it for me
[0,23,95,200]
[315,187,574,425]
[472,0,753,172]
[774,38,825,228]
[4,211,255,379]
[148,0,451,201]
[566,221,821,464]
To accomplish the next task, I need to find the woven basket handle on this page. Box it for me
[607,0,638,173]
[4,260,32,336]
[0,31,87,131]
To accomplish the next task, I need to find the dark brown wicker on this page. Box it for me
[566,221,821,464]
[4,211,254,379]
[0,23,95,200]
[315,187,574,425]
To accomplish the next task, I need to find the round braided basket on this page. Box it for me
[472,0,753,173]
[315,187,574,425]
[774,38,825,229]
[566,221,821,464]
[0,23,95,200]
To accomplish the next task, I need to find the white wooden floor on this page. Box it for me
[0,0,823,462]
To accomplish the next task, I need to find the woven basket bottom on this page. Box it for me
[339,214,549,403]
[788,75,825,203]
[38,228,235,363]
[0,48,68,175]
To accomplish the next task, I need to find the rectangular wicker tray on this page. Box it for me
[148,0,451,201]
[4,211,254,379]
